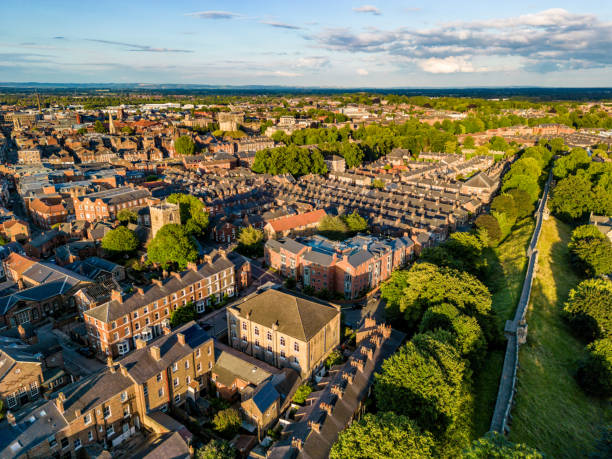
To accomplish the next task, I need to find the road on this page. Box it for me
[198,258,282,339]
[342,295,386,330]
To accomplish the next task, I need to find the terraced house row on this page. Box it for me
[0,322,213,458]
[84,251,248,357]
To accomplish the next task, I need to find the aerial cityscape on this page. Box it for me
[0,1,611,458]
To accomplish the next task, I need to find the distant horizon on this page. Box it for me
[2,1,612,87]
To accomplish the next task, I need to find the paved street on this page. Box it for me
[198,258,282,339]
[342,295,386,330]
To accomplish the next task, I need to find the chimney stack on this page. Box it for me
[187,262,198,272]
[56,392,65,414]
[177,333,185,346]
[135,338,147,349]
[6,411,16,426]
[111,289,123,304]
[107,355,115,372]
[135,287,144,296]
[150,345,161,361]
[17,324,27,341]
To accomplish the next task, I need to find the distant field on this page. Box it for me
[472,217,534,438]
[509,217,612,458]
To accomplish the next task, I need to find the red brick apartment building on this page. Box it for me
[28,198,69,228]
[84,253,244,357]
[73,187,152,223]
[265,234,414,299]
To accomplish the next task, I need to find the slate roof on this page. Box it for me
[133,432,190,459]
[229,289,339,342]
[55,366,133,423]
[119,321,211,384]
[0,279,85,315]
[212,342,278,387]
[267,209,327,233]
[0,400,68,459]
[85,254,233,323]
[251,380,280,414]
[75,186,151,205]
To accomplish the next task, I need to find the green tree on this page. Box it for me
[324,349,344,368]
[76,127,87,135]
[463,432,543,458]
[174,135,196,155]
[170,302,196,328]
[553,147,591,179]
[101,226,139,255]
[237,226,264,257]
[330,412,436,459]
[117,209,138,224]
[121,125,135,135]
[419,303,487,368]
[94,120,107,133]
[563,278,612,341]
[374,331,469,435]
[292,384,313,404]
[344,211,368,233]
[576,338,612,397]
[147,224,198,269]
[475,214,502,246]
[196,440,235,459]
[213,408,241,438]
[318,215,349,240]
[167,194,209,237]
[507,188,535,219]
[502,174,540,203]
[339,142,365,168]
[549,174,593,221]
[490,194,518,225]
[568,225,612,277]
[463,136,476,149]
[372,178,385,189]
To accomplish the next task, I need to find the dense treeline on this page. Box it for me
[340,144,558,457]
[251,145,327,175]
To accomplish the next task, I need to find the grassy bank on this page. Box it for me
[471,217,535,437]
[509,217,612,458]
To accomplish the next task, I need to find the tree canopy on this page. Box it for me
[147,224,198,270]
[330,412,436,459]
[237,226,264,257]
[374,331,469,435]
[101,226,139,255]
[568,225,612,277]
[463,432,543,458]
[196,440,235,459]
[117,209,138,224]
[563,278,612,341]
[549,174,594,221]
[167,194,209,237]
[252,145,327,176]
[174,135,196,155]
[170,302,196,328]
[213,408,241,438]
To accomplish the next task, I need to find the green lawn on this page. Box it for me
[509,216,612,458]
[472,217,535,438]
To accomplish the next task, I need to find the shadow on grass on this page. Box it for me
[508,217,612,458]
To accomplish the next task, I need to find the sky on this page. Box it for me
[1,0,612,87]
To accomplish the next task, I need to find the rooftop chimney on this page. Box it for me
[151,279,162,287]
[17,324,27,341]
[135,287,144,296]
[111,289,123,304]
[150,345,161,361]
[187,262,198,272]
[6,411,16,426]
[107,356,115,372]
[177,333,185,346]
[56,392,65,414]
[135,338,147,350]
[120,364,128,377]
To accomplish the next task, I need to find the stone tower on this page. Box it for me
[108,111,116,135]
[150,202,181,239]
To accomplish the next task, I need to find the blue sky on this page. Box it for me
[1,1,612,87]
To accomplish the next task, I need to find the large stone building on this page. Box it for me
[150,202,181,239]
[73,187,152,223]
[218,112,244,132]
[226,289,341,378]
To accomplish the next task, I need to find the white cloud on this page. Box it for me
[356,68,369,75]
[295,56,330,68]
[353,5,381,15]
[417,57,478,73]
[185,11,242,20]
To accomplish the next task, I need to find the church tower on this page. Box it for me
[109,111,116,135]
[150,202,181,239]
